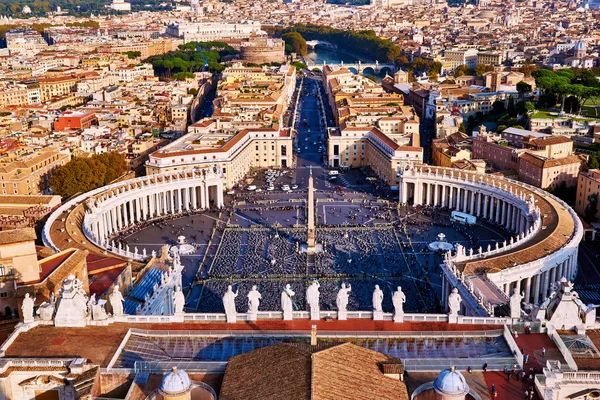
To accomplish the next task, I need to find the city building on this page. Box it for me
[0,149,71,195]
[575,169,600,219]
[165,21,264,44]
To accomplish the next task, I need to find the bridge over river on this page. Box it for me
[305,59,397,75]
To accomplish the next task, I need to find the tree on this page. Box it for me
[585,193,599,222]
[458,122,466,133]
[507,95,516,117]
[475,64,494,77]
[516,81,532,97]
[589,154,600,170]
[427,70,439,82]
[281,32,308,56]
[50,153,126,199]
[497,125,507,133]
[524,101,535,113]
[454,64,469,77]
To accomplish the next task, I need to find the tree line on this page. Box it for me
[533,68,600,114]
[145,41,235,78]
[50,152,127,199]
[272,24,400,63]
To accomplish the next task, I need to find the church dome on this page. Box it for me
[433,367,470,398]
[574,40,587,51]
[159,367,192,395]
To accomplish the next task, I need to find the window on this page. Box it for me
[0,292,6,299]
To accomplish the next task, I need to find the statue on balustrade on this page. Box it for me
[22,293,36,324]
[306,280,321,321]
[173,286,185,315]
[510,288,523,319]
[336,283,351,320]
[448,288,462,317]
[247,285,261,314]
[110,285,125,317]
[222,285,238,323]
[281,284,295,320]
[392,286,406,323]
[372,285,384,313]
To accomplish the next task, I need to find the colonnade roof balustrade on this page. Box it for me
[400,165,580,277]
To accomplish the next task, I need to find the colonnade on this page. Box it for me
[401,180,533,235]
[398,165,583,314]
[91,184,222,242]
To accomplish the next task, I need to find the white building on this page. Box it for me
[166,21,264,44]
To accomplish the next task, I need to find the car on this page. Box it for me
[281,185,290,191]
[247,185,257,191]
[313,141,317,145]
[226,190,235,195]
[328,170,339,176]
[267,186,275,191]
[305,146,308,150]
[291,184,298,190]
[255,188,262,192]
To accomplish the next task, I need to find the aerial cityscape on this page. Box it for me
[0,0,599,398]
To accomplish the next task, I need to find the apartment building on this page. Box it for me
[37,75,78,103]
[0,85,40,107]
[575,169,600,218]
[54,112,95,131]
[477,51,504,66]
[165,21,263,44]
[518,153,581,189]
[0,149,71,195]
[443,48,479,70]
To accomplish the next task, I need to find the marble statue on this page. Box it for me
[510,288,523,319]
[109,285,125,317]
[247,285,261,314]
[336,283,351,320]
[281,284,295,320]
[22,293,35,323]
[90,296,108,321]
[87,294,97,315]
[448,288,462,320]
[306,280,321,321]
[54,274,89,327]
[223,285,238,323]
[392,286,406,323]
[372,285,384,320]
[173,286,185,315]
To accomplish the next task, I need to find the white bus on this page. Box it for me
[451,211,476,225]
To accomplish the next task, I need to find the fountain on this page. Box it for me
[171,235,195,256]
[428,233,454,252]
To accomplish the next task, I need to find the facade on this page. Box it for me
[54,112,95,131]
[239,35,286,64]
[165,21,264,44]
[37,76,78,103]
[0,149,71,195]
[443,48,479,70]
[518,153,581,189]
[575,169,600,218]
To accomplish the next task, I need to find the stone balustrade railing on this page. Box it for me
[441,261,493,317]
[548,326,579,371]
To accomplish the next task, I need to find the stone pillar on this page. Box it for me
[550,266,557,288]
[483,195,489,219]
[495,200,501,224]
[162,191,167,213]
[449,187,454,209]
[434,184,439,206]
[533,274,541,304]
[401,181,407,204]
[128,201,134,225]
[116,204,123,230]
[191,186,197,209]
[178,188,183,213]
[136,198,142,221]
[463,189,469,213]
[218,186,224,208]
[524,276,532,303]
[541,270,550,300]
[470,191,476,214]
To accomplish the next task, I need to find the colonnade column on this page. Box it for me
[524,276,532,303]
[191,187,197,209]
[483,195,489,219]
[533,273,542,304]
[434,184,439,206]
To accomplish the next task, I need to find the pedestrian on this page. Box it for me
[483,362,488,372]
[524,390,529,399]
[491,384,495,392]
[525,354,529,364]
[494,390,498,399]
[542,347,546,357]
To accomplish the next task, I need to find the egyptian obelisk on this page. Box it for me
[307,166,315,248]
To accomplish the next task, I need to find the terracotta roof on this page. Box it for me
[531,136,572,146]
[0,227,37,245]
[220,342,408,400]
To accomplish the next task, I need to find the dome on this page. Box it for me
[433,367,470,398]
[574,40,587,51]
[159,367,192,395]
